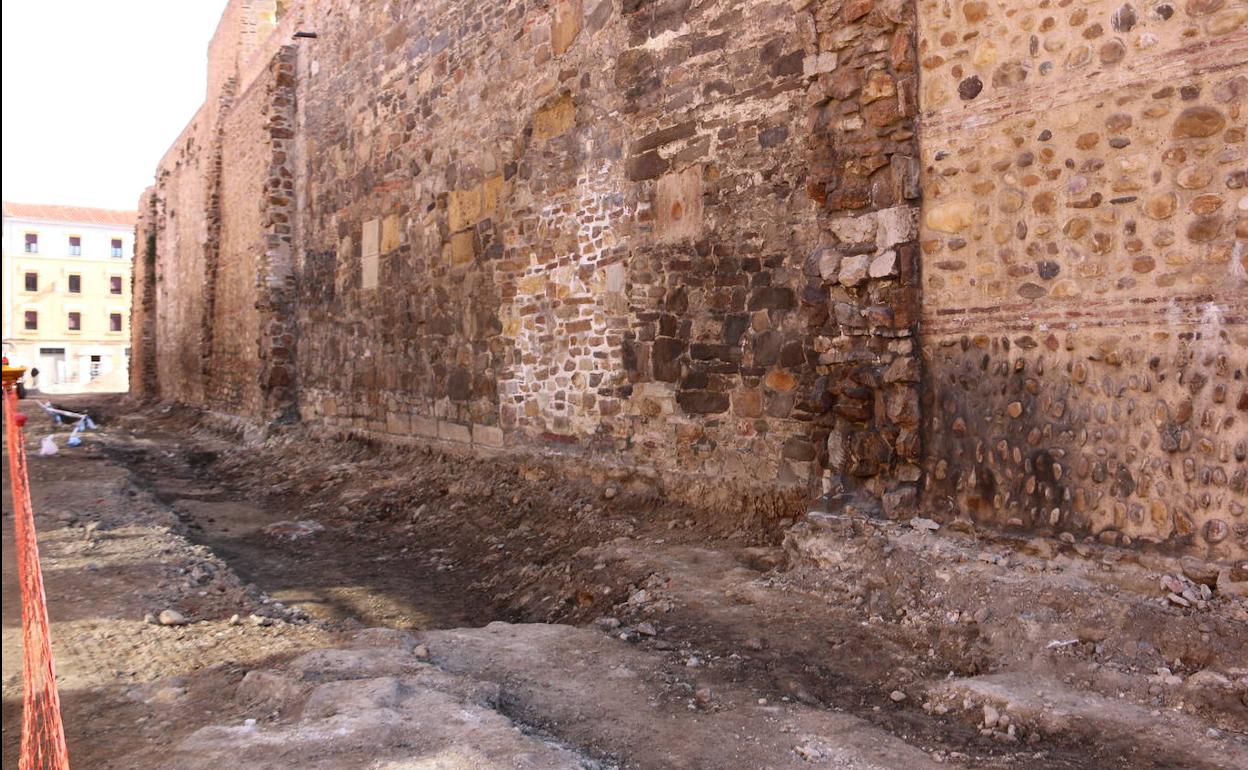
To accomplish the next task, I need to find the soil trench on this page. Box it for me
[5,396,1246,770]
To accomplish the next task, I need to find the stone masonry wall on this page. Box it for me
[132,0,1245,556]
[282,0,923,513]
[917,0,1247,559]
[129,189,160,400]
[805,0,924,513]
[151,108,212,406]
[207,46,298,421]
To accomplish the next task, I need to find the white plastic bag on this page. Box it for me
[39,435,59,456]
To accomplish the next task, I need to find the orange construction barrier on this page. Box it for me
[3,366,70,770]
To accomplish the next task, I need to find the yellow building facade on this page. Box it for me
[2,202,135,392]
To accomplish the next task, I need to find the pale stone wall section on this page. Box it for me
[917,0,1247,557]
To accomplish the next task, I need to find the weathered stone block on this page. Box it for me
[448,230,476,265]
[677,389,729,414]
[652,337,684,382]
[386,411,411,434]
[472,423,505,448]
[448,188,482,232]
[361,218,380,290]
[748,287,796,311]
[782,437,816,461]
[626,150,669,181]
[411,416,439,438]
[881,484,917,519]
[438,421,472,444]
[868,250,897,279]
[655,165,703,243]
[732,388,763,417]
[551,0,583,56]
[837,255,870,287]
[532,92,576,141]
[380,214,402,253]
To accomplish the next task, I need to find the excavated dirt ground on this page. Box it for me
[3,394,1246,769]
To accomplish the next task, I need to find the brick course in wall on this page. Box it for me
[131,0,1246,557]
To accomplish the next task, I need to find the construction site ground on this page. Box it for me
[3,394,1245,769]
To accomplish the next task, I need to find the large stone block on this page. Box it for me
[448,188,482,232]
[361,218,380,290]
[654,165,704,243]
[532,92,576,141]
[472,423,505,448]
[551,0,583,56]
[438,421,472,444]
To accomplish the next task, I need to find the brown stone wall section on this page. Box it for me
[138,3,294,420]
[803,0,924,513]
[917,0,1247,558]
[208,49,298,420]
[607,0,824,496]
[281,0,923,515]
[257,46,299,422]
[135,0,922,520]
[151,110,213,406]
[134,0,1244,551]
[283,0,901,513]
[129,190,160,401]
[207,0,278,121]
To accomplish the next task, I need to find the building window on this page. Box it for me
[110,313,123,332]
[67,312,81,331]
[24,311,38,330]
[68,274,82,293]
[69,236,82,256]
[25,233,39,253]
[111,238,124,258]
[24,272,38,291]
[89,355,101,379]
[110,275,123,294]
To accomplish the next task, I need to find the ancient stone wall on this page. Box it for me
[917,0,1247,558]
[283,0,923,512]
[208,76,267,416]
[132,0,1245,556]
[150,109,212,406]
[129,189,160,400]
[805,0,924,513]
[206,51,298,420]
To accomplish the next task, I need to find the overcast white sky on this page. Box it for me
[2,1,230,212]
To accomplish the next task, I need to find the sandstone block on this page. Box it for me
[448,187,482,232]
[1172,106,1225,139]
[472,424,505,448]
[380,214,402,252]
[449,230,476,264]
[411,416,438,438]
[551,0,583,56]
[438,421,472,444]
[532,92,576,141]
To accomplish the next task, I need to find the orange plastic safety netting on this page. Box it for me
[4,383,70,770]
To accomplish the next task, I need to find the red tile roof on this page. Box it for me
[3,201,136,228]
